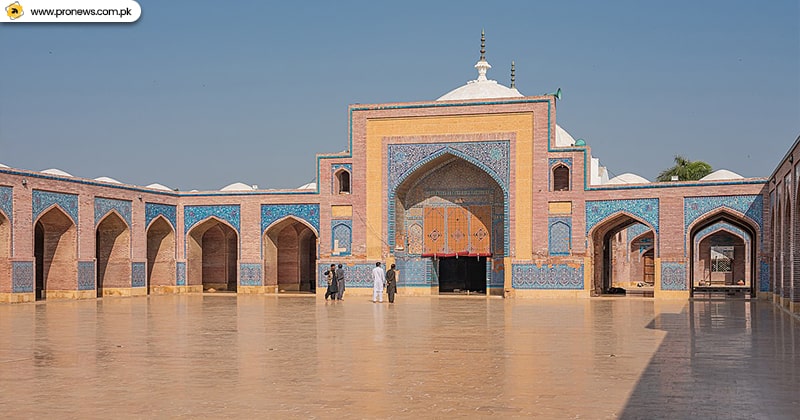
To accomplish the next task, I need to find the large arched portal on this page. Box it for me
[394,154,504,294]
[34,207,77,300]
[0,211,9,292]
[590,214,655,296]
[96,212,131,297]
[187,218,238,292]
[146,216,176,293]
[689,211,757,297]
[263,218,317,292]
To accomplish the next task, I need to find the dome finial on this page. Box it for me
[480,29,486,61]
[474,29,491,81]
[511,61,516,88]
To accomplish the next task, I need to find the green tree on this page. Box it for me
[656,155,712,182]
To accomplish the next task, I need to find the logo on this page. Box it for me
[5,1,22,19]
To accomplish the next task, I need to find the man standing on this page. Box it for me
[371,262,385,303]
[324,263,337,301]
[385,263,397,303]
[335,264,346,300]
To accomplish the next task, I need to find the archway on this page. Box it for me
[34,206,77,300]
[96,212,131,297]
[263,217,317,292]
[394,154,503,294]
[0,211,9,293]
[782,197,791,302]
[590,214,655,296]
[146,216,176,293]
[688,210,758,297]
[187,218,238,292]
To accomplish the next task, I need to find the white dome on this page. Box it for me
[0,163,9,168]
[555,125,576,147]
[437,80,523,101]
[41,168,73,177]
[94,176,122,184]
[606,173,651,184]
[146,183,172,191]
[700,169,744,181]
[296,182,316,190]
[220,182,254,191]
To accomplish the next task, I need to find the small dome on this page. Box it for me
[296,182,316,190]
[575,139,586,146]
[146,183,173,191]
[220,182,254,191]
[700,169,744,181]
[555,125,576,147]
[0,163,9,168]
[437,80,523,101]
[41,168,73,177]
[94,176,122,184]
[606,173,651,185]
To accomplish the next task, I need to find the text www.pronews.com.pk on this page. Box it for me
[29,7,132,18]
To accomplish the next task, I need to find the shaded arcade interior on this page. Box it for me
[187,218,238,292]
[263,217,317,292]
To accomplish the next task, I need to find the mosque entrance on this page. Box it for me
[96,212,131,297]
[590,215,656,296]
[187,218,238,293]
[34,207,77,300]
[437,256,486,294]
[263,217,317,293]
[689,212,756,298]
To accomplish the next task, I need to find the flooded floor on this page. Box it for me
[0,295,798,419]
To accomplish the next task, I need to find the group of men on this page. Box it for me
[324,262,398,303]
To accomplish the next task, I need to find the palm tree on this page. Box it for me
[656,155,712,182]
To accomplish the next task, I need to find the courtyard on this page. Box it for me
[0,295,798,419]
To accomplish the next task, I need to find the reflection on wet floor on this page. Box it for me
[0,296,797,418]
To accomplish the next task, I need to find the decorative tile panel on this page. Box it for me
[684,195,763,230]
[491,259,504,288]
[145,203,177,230]
[331,220,352,256]
[660,262,687,291]
[176,262,186,286]
[395,256,431,287]
[131,262,146,287]
[760,261,770,292]
[261,204,320,234]
[185,205,240,233]
[626,223,651,246]
[548,217,571,256]
[585,198,659,234]
[78,261,95,291]
[0,186,12,221]
[32,190,78,224]
[694,222,751,255]
[95,197,131,227]
[512,263,584,289]
[240,263,262,286]
[319,263,376,288]
[548,157,573,169]
[12,261,33,293]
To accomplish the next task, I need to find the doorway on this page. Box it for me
[438,256,486,294]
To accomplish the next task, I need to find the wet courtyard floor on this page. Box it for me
[0,295,798,419]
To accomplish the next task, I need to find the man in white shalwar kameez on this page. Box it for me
[371,262,385,303]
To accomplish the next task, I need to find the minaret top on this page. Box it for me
[474,29,491,81]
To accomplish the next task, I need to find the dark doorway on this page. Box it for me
[438,257,486,294]
[34,222,44,300]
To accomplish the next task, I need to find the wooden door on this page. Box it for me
[643,249,654,285]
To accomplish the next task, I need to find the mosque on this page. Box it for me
[0,34,796,313]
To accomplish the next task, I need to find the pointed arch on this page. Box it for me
[589,212,658,295]
[147,215,176,292]
[263,216,318,292]
[0,210,10,294]
[187,217,239,292]
[551,164,570,191]
[334,168,351,194]
[96,211,131,297]
[34,205,77,300]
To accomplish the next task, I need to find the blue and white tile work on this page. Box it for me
[12,261,33,293]
[660,262,687,290]
[239,263,262,286]
[145,203,177,230]
[331,220,352,256]
[512,263,584,289]
[760,261,770,292]
[318,263,376,288]
[548,217,571,256]
[684,195,763,230]
[0,186,12,221]
[176,262,186,286]
[78,261,95,290]
[94,197,131,226]
[548,157,573,169]
[387,141,510,193]
[261,204,320,234]
[331,164,352,177]
[694,222,751,256]
[585,198,659,234]
[32,190,79,224]
[491,260,504,289]
[185,205,240,233]
[395,256,432,287]
[131,262,146,287]
[626,223,651,246]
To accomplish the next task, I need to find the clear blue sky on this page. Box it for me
[1,0,798,190]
